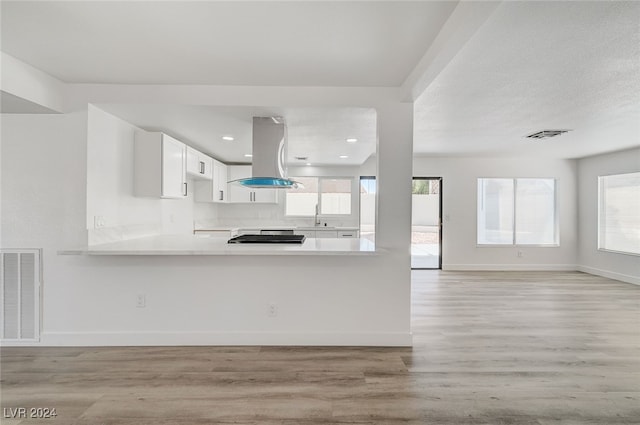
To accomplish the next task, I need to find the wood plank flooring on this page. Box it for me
[1,271,639,424]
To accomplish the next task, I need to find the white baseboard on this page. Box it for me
[11,331,413,347]
[442,264,577,271]
[577,265,640,285]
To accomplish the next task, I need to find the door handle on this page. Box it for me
[219,190,224,201]
[199,161,205,174]
[183,182,188,196]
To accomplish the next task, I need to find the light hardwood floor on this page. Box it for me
[1,271,639,424]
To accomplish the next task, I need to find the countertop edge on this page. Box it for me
[58,235,382,256]
[59,249,383,256]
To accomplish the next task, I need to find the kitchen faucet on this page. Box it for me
[314,204,321,226]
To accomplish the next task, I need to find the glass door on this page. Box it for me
[411,177,442,269]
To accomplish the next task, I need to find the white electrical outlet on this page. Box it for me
[94,215,106,229]
[268,303,278,317]
[517,251,523,258]
[136,294,146,308]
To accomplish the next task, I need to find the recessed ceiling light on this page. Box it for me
[222,136,234,141]
[339,155,348,159]
[346,138,358,143]
[306,162,311,166]
[244,154,253,158]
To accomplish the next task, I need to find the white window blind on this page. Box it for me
[286,177,353,216]
[477,178,557,246]
[598,172,640,255]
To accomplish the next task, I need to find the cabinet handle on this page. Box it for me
[219,190,224,201]
[199,161,205,174]
[183,182,188,196]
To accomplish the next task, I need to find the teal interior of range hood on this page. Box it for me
[229,177,303,189]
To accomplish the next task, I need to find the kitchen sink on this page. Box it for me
[296,226,336,230]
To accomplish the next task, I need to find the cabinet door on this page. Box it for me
[315,230,338,238]
[186,147,200,177]
[187,148,213,181]
[337,230,358,238]
[214,161,228,202]
[253,188,278,204]
[201,155,213,180]
[294,230,316,239]
[161,135,186,198]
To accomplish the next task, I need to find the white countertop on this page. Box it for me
[61,234,378,256]
[193,226,359,232]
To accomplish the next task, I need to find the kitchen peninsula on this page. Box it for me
[63,233,376,256]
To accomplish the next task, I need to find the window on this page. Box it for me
[598,172,640,255]
[285,177,352,216]
[284,177,318,216]
[477,178,557,245]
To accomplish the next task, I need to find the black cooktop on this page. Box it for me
[227,234,306,244]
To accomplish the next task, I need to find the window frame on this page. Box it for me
[285,176,355,218]
[476,177,559,247]
[597,172,640,257]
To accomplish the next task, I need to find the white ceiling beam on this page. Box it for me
[0,52,65,113]
[401,1,502,102]
[64,84,404,113]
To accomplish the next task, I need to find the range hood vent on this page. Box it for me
[229,117,302,189]
[526,130,570,139]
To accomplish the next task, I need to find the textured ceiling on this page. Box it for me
[2,1,638,160]
[413,1,640,158]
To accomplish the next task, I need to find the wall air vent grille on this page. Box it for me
[1,249,41,342]
[526,130,570,139]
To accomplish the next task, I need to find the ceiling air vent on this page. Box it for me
[526,130,570,139]
[295,156,308,161]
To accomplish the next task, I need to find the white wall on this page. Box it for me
[577,147,640,284]
[1,101,413,347]
[1,111,88,345]
[413,157,578,270]
[86,105,193,245]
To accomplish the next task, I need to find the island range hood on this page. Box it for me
[229,117,302,189]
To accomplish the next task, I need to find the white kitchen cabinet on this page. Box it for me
[186,147,213,180]
[135,131,187,199]
[337,230,359,238]
[315,230,339,238]
[227,165,278,204]
[213,160,228,202]
[294,230,316,239]
[194,159,228,203]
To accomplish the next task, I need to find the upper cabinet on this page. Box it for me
[227,165,278,204]
[134,132,187,199]
[195,159,228,203]
[186,146,213,180]
[213,160,228,202]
